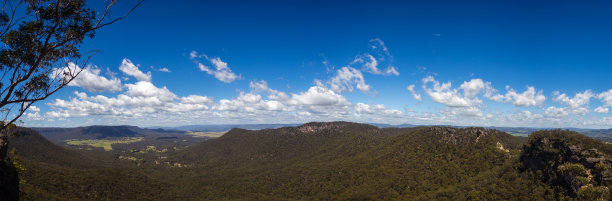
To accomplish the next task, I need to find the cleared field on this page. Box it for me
[186,131,226,138]
[65,137,144,151]
[507,132,529,137]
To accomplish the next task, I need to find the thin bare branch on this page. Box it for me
[93,0,143,30]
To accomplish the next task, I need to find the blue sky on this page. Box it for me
[22,0,612,128]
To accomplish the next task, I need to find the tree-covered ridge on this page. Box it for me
[11,122,612,200]
[522,129,612,200]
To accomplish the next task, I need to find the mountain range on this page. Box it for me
[6,122,612,200]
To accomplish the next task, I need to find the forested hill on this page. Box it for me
[31,125,185,143]
[8,122,612,200]
[8,128,170,200]
[166,122,550,200]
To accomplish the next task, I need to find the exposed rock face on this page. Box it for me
[297,122,354,133]
[496,142,510,153]
[521,130,612,197]
[429,127,494,145]
[0,136,18,201]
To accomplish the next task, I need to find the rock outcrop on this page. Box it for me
[0,136,18,201]
[521,129,612,198]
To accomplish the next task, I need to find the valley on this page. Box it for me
[6,122,612,200]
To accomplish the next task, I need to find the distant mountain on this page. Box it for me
[567,128,612,138]
[153,123,416,132]
[8,128,170,200]
[166,122,554,200]
[8,128,111,168]
[153,123,301,132]
[16,122,612,200]
[32,125,185,143]
[366,123,415,128]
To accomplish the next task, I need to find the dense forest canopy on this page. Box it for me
[6,122,612,200]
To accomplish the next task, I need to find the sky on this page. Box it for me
[20,0,612,128]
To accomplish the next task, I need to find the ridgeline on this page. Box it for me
[6,122,612,200]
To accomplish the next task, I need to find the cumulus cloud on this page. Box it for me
[406,84,422,101]
[552,90,593,115]
[329,67,371,93]
[46,79,213,119]
[54,63,122,93]
[213,92,285,112]
[544,106,569,118]
[249,80,289,101]
[181,95,213,104]
[598,89,612,107]
[28,106,40,112]
[502,110,544,126]
[459,79,496,99]
[190,51,241,83]
[594,106,609,114]
[288,86,350,106]
[355,102,402,116]
[421,76,481,107]
[440,106,483,117]
[125,81,177,102]
[24,106,43,121]
[119,59,152,81]
[249,80,269,92]
[494,86,546,107]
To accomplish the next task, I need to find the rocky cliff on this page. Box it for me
[521,129,612,199]
[0,136,19,201]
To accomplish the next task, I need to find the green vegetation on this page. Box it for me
[507,132,530,137]
[65,137,144,151]
[185,131,226,138]
[9,123,612,200]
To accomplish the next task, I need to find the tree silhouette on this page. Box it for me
[0,0,142,132]
[0,1,142,199]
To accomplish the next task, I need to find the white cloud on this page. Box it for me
[421,76,480,107]
[355,102,401,115]
[207,57,240,83]
[544,106,569,118]
[502,110,544,126]
[407,84,422,101]
[189,50,199,59]
[288,86,350,106]
[125,81,177,102]
[329,67,371,93]
[459,79,496,98]
[595,106,609,114]
[29,106,40,112]
[24,106,43,121]
[158,67,171,72]
[369,38,390,55]
[119,58,152,81]
[598,89,612,107]
[180,95,213,104]
[552,90,593,115]
[496,86,546,107]
[249,80,269,92]
[213,92,285,112]
[440,106,483,117]
[190,51,241,83]
[353,54,399,76]
[249,80,289,101]
[46,78,213,119]
[54,63,122,93]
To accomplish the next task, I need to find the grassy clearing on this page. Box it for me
[507,132,530,137]
[65,137,144,151]
[186,131,226,138]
